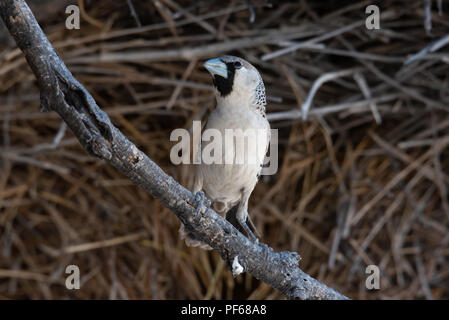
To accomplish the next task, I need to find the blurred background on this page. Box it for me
[1,0,449,299]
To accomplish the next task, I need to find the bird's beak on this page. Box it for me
[204,58,228,79]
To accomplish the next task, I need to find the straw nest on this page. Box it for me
[0,0,448,299]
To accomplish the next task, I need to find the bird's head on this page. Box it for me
[204,56,266,109]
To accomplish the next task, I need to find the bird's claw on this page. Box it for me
[238,217,259,243]
[194,190,210,215]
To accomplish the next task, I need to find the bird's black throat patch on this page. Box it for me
[212,62,236,97]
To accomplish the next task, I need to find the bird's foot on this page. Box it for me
[194,190,210,215]
[247,215,261,239]
[238,217,259,243]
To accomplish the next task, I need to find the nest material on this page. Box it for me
[0,0,448,299]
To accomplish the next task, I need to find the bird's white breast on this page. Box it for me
[198,103,270,212]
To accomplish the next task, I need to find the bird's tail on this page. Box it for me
[225,204,240,230]
[179,223,212,250]
[225,204,260,237]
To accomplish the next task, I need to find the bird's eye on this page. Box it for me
[234,61,242,69]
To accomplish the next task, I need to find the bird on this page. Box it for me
[179,55,270,250]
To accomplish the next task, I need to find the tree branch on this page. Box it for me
[0,0,348,300]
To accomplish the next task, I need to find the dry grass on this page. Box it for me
[1,0,449,299]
